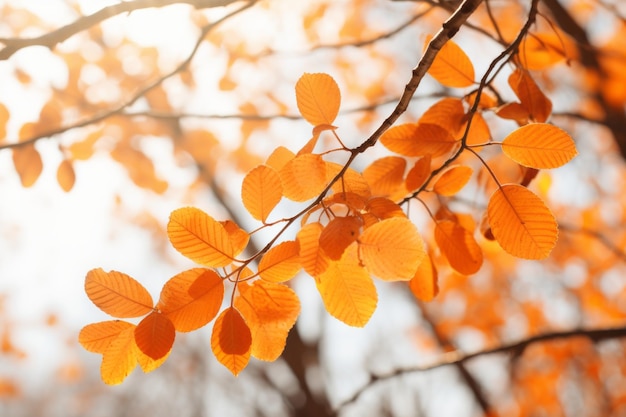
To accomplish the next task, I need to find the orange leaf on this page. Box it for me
[520,32,568,70]
[167,207,235,267]
[379,123,420,156]
[157,268,224,332]
[487,184,558,259]
[509,69,552,123]
[0,103,9,140]
[295,73,341,126]
[135,343,170,374]
[327,163,372,198]
[85,268,153,318]
[316,244,377,327]
[266,146,295,171]
[419,98,465,135]
[406,156,432,192]
[364,197,406,221]
[279,153,327,202]
[56,158,76,192]
[362,156,406,197]
[242,165,282,222]
[221,220,249,257]
[297,222,330,277]
[79,320,134,354]
[427,37,475,88]
[319,216,362,260]
[258,241,301,283]
[134,311,175,360]
[501,124,577,169]
[211,307,252,376]
[433,165,473,196]
[409,253,438,302]
[100,327,137,385]
[234,280,300,361]
[495,102,529,124]
[434,220,483,275]
[358,217,425,281]
[413,123,458,156]
[12,144,43,187]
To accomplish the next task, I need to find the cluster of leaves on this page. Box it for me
[80,32,578,382]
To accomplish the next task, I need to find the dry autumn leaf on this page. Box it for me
[84,269,153,318]
[358,217,425,281]
[235,280,300,361]
[488,184,558,259]
[157,268,224,332]
[295,73,341,126]
[242,165,283,222]
[211,307,252,376]
[426,37,475,88]
[167,207,236,267]
[501,124,577,169]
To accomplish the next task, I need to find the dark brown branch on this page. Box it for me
[0,0,239,60]
[336,325,626,413]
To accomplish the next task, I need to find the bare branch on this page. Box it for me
[0,0,240,60]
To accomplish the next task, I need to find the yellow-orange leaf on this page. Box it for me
[501,124,577,169]
[327,163,371,198]
[242,165,282,222]
[258,241,301,283]
[85,269,153,318]
[134,311,175,360]
[211,307,252,376]
[0,103,9,139]
[157,268,224,332]
[414,123,458,156]
[279,153,327,202]
[167,207,235,267]
[362,156,406,197]
[79,320,134,354]
[364,197,406,221]
[488,184,558,259]
[495,102,529,124]
[409,253,438,302]
[520,32,568,70]
[433,165,473,196]
[509,69,552,123]
[295,73,341,126]
[406,156,432,192]
[434,220,483,275]
[56,158,76,192]
[427,37,475,88]
[266,146,295,171]
[316,244,377,327]
[221,220,249,257]
[358,217,425,281]
[379,123,420,156]
[100,327,137,385]
[319,216,362,260]
[297,222,330,277]
[419,98,465,135]
[234,280,300,361]
[12,144,43,187]
[135,343,170,374]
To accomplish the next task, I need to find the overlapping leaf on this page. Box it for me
[297,222,330,277]
[406,156,432,192]
[509,69,552,123]
[295,73,341,126]
[502,124,577,169]
[211,307,252,376]
[280,153,328,201]
[258,240,301,283]
[242,165,282,222]
[167,207,235,267]
[79,320,135,354]
[134,311,175,360]
[319,216,362,260]
[84,269,153,318]
[488,184,558,259]
[409,253,438,302]
[434,220,483,275]
[100,327,136,385]
[362,156,406,197]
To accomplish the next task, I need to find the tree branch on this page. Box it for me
[336,325,626,413]
[0,0,239,60]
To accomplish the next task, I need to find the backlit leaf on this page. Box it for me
[316,244,377,327]
[488,184,558,259]
[235,280,300,361]
[85,269,153,318]
[134,311,175,360]
[279,153,327,201]
[135,343,170,374]
[319,216,362,260]
[409,253,438,301]
[364,198,406,221]
[167,207,235,267]
[406,156,432,192]
[434,220,483,275]
[242,165,282,222]
[211,307,252,376]
[100,327,137,385]
[362,156,406,197]
[413,123,458,156]
[509,68,552,123]
[79,320,134,354]
[0,103,9,139]
[502,124,577,169]
[327,163,372,198]
[433,165,473,196]
[258,240,301,283]
[520,32,568,70]
[56,158,76,192]
[358,217,425,281]
[266,146,295,171]
[295,73,341,126]
[379,123,420,156]
[221,220,249,257]
[427,37,475,88]
[157,268,224,332]
[419,98,465,135]
[297,222,330,277]
[12,144,43,187]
